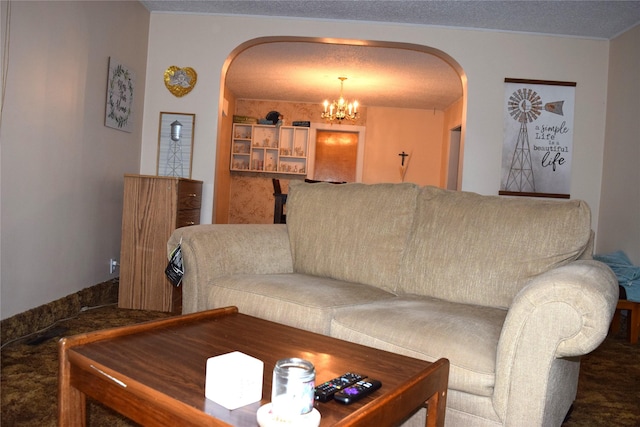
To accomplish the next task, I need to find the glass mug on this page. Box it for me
[271,358,315,420]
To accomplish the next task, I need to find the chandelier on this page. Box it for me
[321,77,359,122]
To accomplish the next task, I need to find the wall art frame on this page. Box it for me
[499,78,576,199]
[156,112,195,179]
[105,57,135,132]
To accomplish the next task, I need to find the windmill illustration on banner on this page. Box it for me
[504,88,565,193]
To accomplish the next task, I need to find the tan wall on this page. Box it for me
[214,87,236,224]
[141,14,611,232]
[440,98,464,187]
[1,1,150,319]
[363,107,444,185]
[597,24,640,264]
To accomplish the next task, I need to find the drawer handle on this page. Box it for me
[188,193,197,197]
[186,221,196,225]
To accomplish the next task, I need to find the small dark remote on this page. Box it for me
[314,372,365,402]
[333,379,382,404]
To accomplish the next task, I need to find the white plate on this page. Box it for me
[256,403,321,427]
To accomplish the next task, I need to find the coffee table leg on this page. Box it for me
[423,359,448,427]
[425,389,447,427]
[58,338,86,427]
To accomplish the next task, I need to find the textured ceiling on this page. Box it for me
[140,1,640,110]
[141,1,640,39]
[225,42,463,110]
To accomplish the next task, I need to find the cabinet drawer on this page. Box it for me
[176,209,200,228]
[178,181,202,210]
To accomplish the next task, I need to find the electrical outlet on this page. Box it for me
[109,258,119,274]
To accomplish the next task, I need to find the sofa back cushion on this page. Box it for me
[398,186,592,309]
[286,181,419,293]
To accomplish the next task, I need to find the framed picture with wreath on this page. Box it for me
[105,57,135,132]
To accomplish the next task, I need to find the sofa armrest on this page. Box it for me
[492,260,618,424]
[167,224,293,314]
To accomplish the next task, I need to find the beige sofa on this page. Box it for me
[168,181,618,427]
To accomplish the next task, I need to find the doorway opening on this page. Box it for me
[308,123,366,183]
[314,130,358,182]
[447,126,462,190]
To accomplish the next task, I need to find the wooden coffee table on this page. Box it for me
[59,306,449,426]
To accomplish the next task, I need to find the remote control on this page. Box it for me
[333,379,382,404]
[314,372,365,402]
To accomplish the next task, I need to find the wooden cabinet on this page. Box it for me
[118,174,202,313]
[230,124,309,175]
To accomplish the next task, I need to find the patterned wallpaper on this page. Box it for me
[228,174,292,224]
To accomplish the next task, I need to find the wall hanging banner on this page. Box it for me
[500,78,576,198]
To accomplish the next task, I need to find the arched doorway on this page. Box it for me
[214,37,467,223]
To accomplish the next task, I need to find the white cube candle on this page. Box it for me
[205,351,264,410]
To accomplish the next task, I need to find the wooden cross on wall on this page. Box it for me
[399,151,409,166]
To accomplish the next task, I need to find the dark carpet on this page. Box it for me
[1,305,639,426]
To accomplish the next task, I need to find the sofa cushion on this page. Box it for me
[286,181,419,293]
[398,186,592,309]
[330,296,507,397]
[207,273,397,335]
